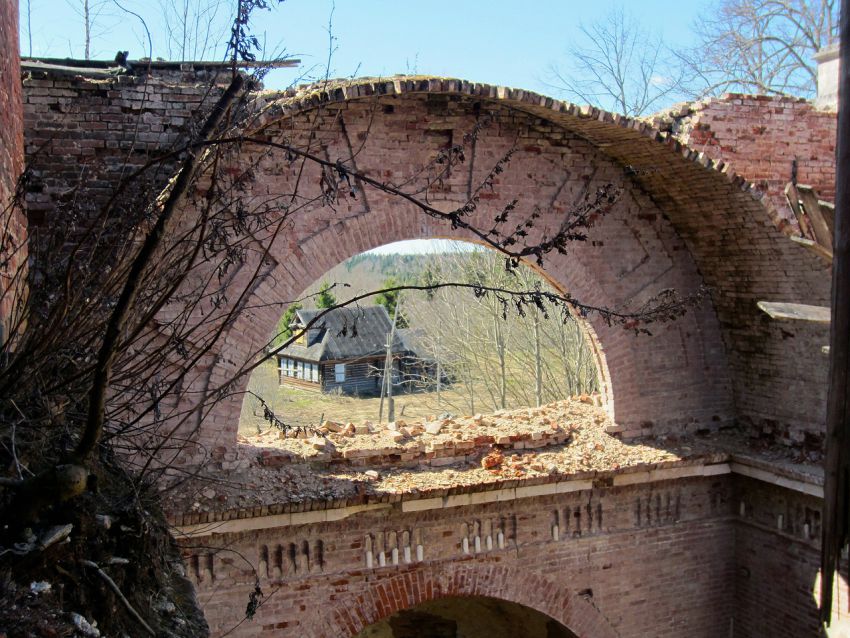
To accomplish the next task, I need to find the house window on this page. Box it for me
[311,363,319,383]
[334,363,346,382]
[280,358,297,378]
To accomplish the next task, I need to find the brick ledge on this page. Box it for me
[171,455,820,537]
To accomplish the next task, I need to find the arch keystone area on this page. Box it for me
[300,562,619,638]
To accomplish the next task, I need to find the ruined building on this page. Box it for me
[0,3,846,636]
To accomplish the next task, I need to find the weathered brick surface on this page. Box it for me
[182,475,737,637]
[19,76,833,462]
[660,94,837,220]
[656,94,836,448]
[732,477,826,637]
[22,67,222,226]
[180,82,829,462]
[176,473,831,637]
[0,1,24,333]
[9,50,840,638]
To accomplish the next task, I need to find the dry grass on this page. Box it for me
[238,360,555,435]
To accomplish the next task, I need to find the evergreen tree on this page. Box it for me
[316,281,337,309]
[376,277,408,328]
[272,302,302,348]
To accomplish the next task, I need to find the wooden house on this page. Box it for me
[274,306,413,395]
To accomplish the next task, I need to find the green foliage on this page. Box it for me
[375,277,408,328]
[316,281,337,309]
[273,302,302,348]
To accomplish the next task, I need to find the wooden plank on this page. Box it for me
[790,235,833,261]
[820,199,836,238]
[798,184,834,250]
[756,301,831,323]
[786,183,814,239]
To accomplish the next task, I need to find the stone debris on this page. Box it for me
[424,420,444,435]
[166,397,822,520]
[95,514,113,530]
[481,449,503,470]
[322,420,343,433]
[38,524,73,550]
[308,436,329,451]
[243,397,593,471]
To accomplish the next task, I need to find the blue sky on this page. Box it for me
[24,0,706,94]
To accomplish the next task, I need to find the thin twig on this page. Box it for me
[80,559,156,636]
[9,400,25,479]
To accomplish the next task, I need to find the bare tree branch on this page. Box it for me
[545,6,685,116]
[675,0,837,98]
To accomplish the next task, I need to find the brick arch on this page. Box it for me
[298,562,619,638]
[165,77,829,466]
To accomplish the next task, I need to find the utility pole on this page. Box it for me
[821,1,850,623]
[378,294,401,423]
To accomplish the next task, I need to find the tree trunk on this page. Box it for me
[534,310,542,407]
[435,339,442,408]
[84,0,91,60]
[494,314,507,409]
[379,293,401,423]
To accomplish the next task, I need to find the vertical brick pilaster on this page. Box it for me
[0,0,25,339]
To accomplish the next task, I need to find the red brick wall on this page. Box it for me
[0,0,24,336]
[18,67,837,638]
[733,477,826,637]
[176,83,829,465]
[22,68,221,226]
[176,474,827,638]
[661,94,837,226]
[181,475,737,637]
[165,90,739,467]
[20,77,833,467]
[656,95,836,448]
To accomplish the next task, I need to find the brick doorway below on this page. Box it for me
[354,595,578,638]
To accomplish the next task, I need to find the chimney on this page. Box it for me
[814,42,839,111]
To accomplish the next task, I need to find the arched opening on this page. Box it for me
[355,595,578,638]
[156,80,745,467]
[239,238,603,439]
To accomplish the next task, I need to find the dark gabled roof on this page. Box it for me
[278,305,409,363]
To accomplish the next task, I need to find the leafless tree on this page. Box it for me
[546,6,685,117]
[676,0,838,98]
[65,0,112,59]
[159,0,231,60]
[400,247,601,415]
